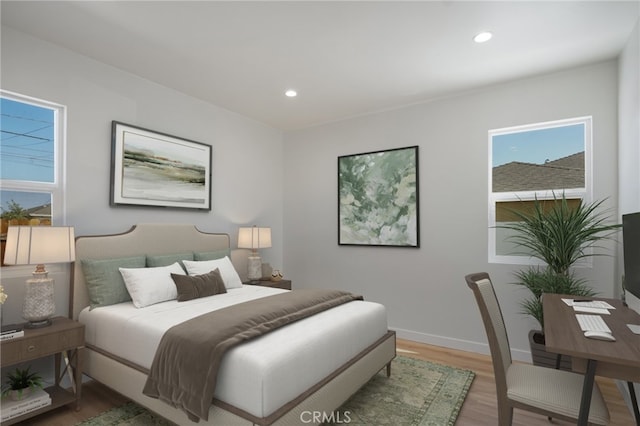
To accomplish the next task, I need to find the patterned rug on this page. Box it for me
[76,356,474,426]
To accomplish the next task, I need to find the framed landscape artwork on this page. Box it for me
[110,121,212,210]
[338,146,419,247]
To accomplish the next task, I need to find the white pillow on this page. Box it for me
[119,262,185,308]
[183,256,243,289]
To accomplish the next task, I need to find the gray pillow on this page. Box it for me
[193,248,231,261]
[81,256,146,309]
[171,268,227,302]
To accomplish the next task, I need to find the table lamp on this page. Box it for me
[238,226,271,282]
[3,226,75,328]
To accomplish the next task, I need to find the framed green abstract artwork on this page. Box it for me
[338,146,419,247]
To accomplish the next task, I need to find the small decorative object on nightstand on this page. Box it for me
[271,269,283,282]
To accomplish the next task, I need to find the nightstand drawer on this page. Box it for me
[2,327,84,365]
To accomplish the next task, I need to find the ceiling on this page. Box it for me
[2,1,639,130]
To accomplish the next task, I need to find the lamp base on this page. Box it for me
[247,255,262,283]
[25,318,52,329]
[23,273,55,329]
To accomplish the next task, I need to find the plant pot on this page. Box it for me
[8,387,31,401]
[528,329,572,371]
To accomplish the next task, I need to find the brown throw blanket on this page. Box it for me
[142,289,363,422]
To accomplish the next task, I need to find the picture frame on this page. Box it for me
[110,121,212,210]
[338,146,419,247]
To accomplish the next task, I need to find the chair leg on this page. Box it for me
[547,355,563,422]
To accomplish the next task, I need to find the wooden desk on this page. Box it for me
[543,294,640,426]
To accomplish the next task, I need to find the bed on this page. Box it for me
[70,223,396,425]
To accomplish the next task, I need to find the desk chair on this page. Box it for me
[465,272,609,425]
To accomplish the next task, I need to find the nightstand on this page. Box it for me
[244,279,292,290]
[1,316,84,425]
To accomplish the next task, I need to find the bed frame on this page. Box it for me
[70,223,396,425]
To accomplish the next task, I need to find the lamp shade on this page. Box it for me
[238,226,272,250]
[3,226,76,266]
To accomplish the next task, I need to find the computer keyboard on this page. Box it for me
[576,314,612,333]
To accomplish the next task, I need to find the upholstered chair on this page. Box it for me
[465,272,609,425]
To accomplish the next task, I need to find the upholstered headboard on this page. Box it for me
[70,224,248,320]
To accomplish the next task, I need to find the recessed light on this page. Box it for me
[285,89,297,97]
[473,31,493,43]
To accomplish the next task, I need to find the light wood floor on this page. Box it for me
[17,338,635,425]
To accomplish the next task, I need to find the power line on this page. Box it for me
[0,130,51,142]
[0,112,53,125]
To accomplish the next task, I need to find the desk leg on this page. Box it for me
[578,359,597,426]
[628,381,640,426]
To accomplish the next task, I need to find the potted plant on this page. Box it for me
[498,194,620,368]
[2,366,44,401]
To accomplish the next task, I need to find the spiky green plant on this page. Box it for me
[498,193,620,329]
[515,267,597,329]
[500,195,620,275]
[2,366,43,398]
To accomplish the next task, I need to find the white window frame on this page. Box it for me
[488,116,593,265]
[1,91,68,277]
[1,90,68,224]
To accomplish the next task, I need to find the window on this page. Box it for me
[488,117,592,264]
[1,90,66,227]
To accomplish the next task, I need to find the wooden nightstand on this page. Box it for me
[0,316,84,425]
[244,279,292,290]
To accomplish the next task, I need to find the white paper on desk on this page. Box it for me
[573,306,611,315]
[562,298,616,310]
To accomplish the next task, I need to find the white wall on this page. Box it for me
[0,27,285,323]
[619,20,640,310]
[617,18,640,311]
[283,61,620,360]
[616,18,640,413]
[619,20,640,218]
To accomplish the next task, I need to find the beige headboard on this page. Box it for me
[70,224,248,320]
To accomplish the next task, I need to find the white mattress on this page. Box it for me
[79,285,388,418]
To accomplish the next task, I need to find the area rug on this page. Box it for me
[76,356,474,426]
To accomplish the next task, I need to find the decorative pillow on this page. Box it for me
[171,268,227,302]
[146,252,194,270]
[183,256,243,289]
[193,248,231,261]
[119,262,185,308]
[81,256,146,310]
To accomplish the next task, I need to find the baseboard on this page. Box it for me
[391,327,533,363]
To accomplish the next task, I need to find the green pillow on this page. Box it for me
[81,256,146,309]
[193,248,231,261]
[146,252,194,271]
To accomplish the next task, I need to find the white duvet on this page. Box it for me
[79,285,388,418]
